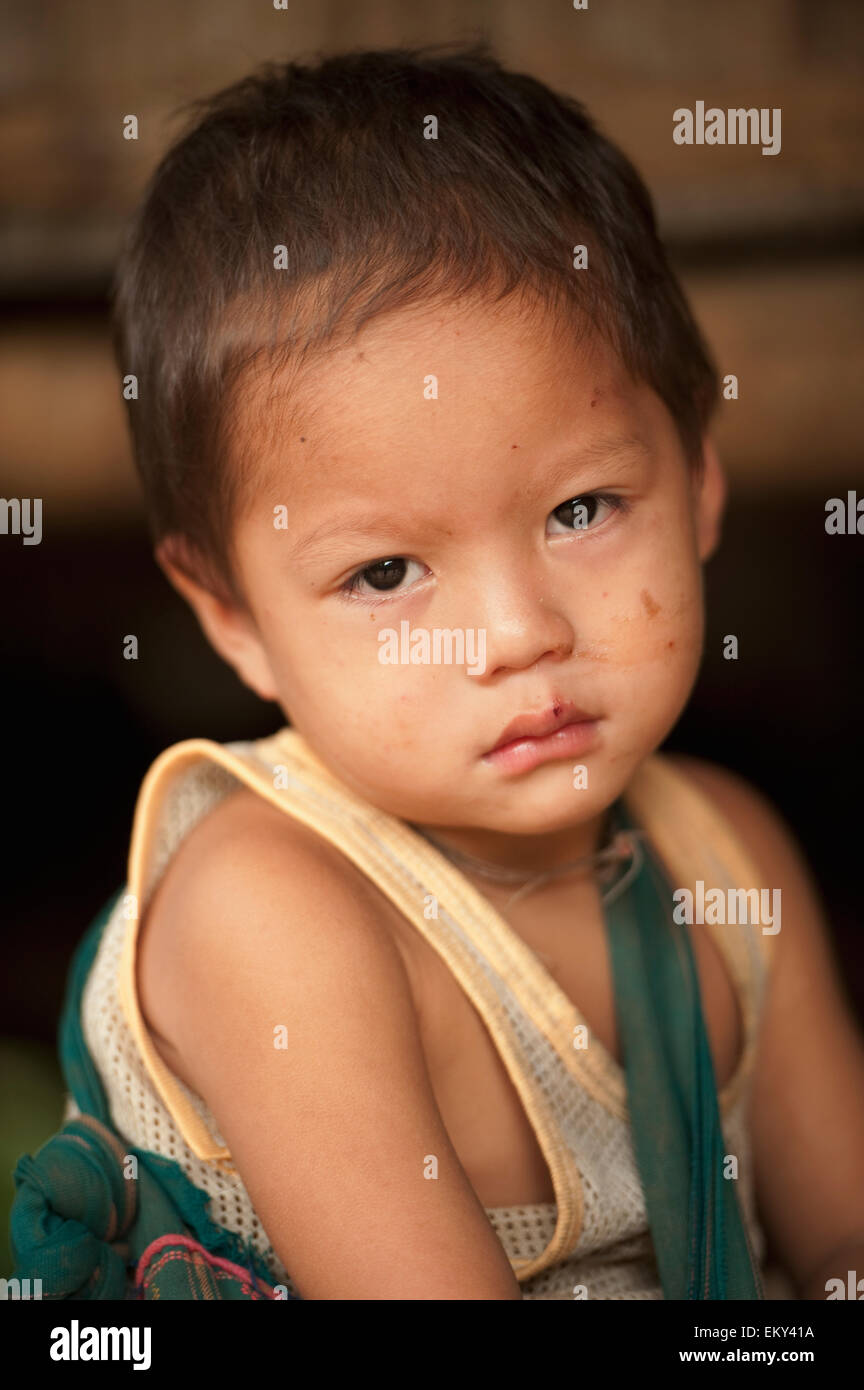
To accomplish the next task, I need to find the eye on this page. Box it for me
[547,492,627,535]
[340,556,428,601]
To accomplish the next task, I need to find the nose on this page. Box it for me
[469,579,575,680]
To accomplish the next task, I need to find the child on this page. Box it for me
[24,42,864,1300]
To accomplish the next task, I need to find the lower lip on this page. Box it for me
[481,719,600,774]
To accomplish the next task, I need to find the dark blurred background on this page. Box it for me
[2,0,863,1274]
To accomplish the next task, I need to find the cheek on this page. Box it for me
[269,619,429,741]
[579,555,704,673]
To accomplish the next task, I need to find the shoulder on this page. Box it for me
[146,780,393,933]
[663,751,776,834]
[137,784,413,1069]
[661,752,819,902]
[661,752,844,1017]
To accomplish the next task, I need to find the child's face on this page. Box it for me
[207,295,724,852]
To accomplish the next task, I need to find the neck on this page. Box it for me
[408,807,613,878]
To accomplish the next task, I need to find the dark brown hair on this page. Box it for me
[111,39,719,601]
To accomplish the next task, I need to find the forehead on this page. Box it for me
[233,293,672,514]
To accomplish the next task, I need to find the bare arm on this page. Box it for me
[138,791,522,1301]
[668,755,864,1299]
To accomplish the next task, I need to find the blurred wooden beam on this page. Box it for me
[1,258,861,523]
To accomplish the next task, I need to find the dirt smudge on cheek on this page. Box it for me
[574,642,611,662]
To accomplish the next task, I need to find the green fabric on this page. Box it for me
[9,891,288,1300]
[605,801,763,1300]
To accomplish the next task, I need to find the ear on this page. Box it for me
[156,537,279,702]
[694,436,727,562]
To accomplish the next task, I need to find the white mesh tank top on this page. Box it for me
[75,726,780,1299]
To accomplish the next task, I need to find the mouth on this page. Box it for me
[481,700,601,774]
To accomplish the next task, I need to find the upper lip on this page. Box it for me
[486,701,598,754]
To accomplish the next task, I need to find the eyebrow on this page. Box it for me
[288,432,651,565]
[529,432,652,500]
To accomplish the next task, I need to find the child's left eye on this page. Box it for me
[547,492,627,535]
